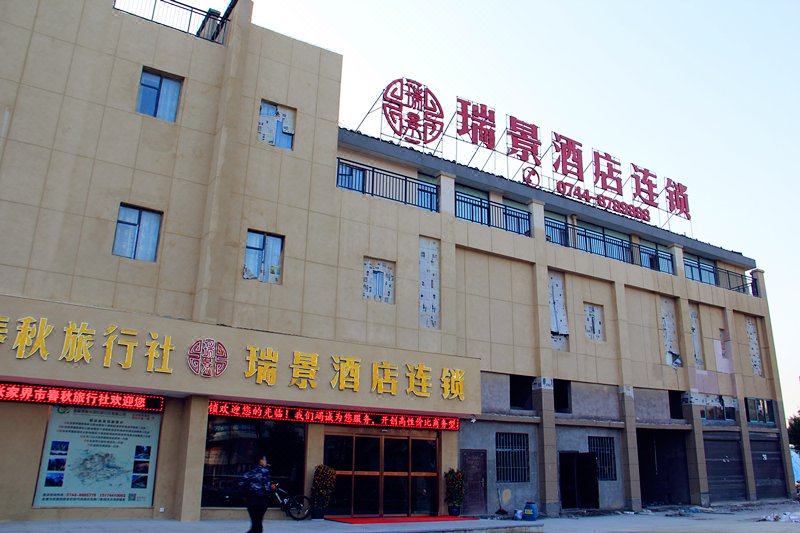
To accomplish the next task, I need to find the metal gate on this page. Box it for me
[704,432,746,503]
[750,433,787,499]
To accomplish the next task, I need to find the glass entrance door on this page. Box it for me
[324,434,438,516]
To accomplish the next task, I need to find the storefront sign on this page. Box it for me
[0,382,164,412]
[208,400,460,431]
[379,77,693,225]
[2,312,467,403]
[33,406,161,507]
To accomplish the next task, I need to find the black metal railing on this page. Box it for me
[113,0,232,44]
[544,218,674,274]
[336,158,438,212]
[684,259,759,296]
[455,193,531,237]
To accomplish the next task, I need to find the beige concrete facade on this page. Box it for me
[0,0,790,523]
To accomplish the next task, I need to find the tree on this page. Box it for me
[788,411,800,449]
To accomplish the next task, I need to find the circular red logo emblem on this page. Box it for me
[382,78,444,146]
[187,338,228,378]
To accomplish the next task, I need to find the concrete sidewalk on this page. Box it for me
[2,501,800,533]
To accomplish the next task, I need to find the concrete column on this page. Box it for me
[533,378,559,516]
[670,244,685,278]
[438,172,456,216]
[489,190,504,230]
[751,269,795,496]
[684,401,710,506]
[175,395,209,521]
[528,199,545,242]
[612,280,641,511]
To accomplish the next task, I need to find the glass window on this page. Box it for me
[136,69,181,122]
[202,417,306,507]
[112,205,162,262]
[257,101,295,150]
[411,439,437,473]
[496,432,529,482]
[337,160,365,191]
[243,230,284,284]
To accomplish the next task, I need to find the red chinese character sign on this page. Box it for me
[0,382,164,412]
[372,77,696,229]
[208,399,460,431]
[187,338,228,378]
[382,78,444,145]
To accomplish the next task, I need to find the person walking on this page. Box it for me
[241,455,272,533]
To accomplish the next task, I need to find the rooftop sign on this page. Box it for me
[377,78,692,227]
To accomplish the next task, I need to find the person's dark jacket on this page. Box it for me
[241,464,271,502]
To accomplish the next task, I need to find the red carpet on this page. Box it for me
[326,516,479,524]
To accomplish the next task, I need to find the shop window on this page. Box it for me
[363,258,395,304]
[496,432,529,482]
[588,436,616,481]
[257,101,295,150]
[202,417,306,507]
[510,374,533,411]
[549,271,569,350]
[419,238,440,329]
[136,69,181,122]
[112,204,162,262]
[554,379,571,413]
[746,398,775,424]
[584,303,604,341]
[243,230,284,283]
[668,390,684,419]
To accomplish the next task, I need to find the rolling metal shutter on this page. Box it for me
[750,433,787,499]
[704,433,746,502]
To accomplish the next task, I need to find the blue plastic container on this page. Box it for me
[522,501,539,520]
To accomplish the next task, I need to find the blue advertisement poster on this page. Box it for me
[34,406,161,507]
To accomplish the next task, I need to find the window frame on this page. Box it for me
[136,68,182,122]
[112,204,162,262]
[257,101,296,150]
[363,258,396,304]
[495,432,530,483]
[588,436,617,481]
[243,229,285,284]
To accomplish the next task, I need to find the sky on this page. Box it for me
[198,1,799,417]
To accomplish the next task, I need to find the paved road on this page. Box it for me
[2,501,800,533]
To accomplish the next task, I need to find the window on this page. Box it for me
[510,375,533,410]
[257,101,295,150]
[588,436,616,481]
[668,390,684,419]
[112,205,162,261]
[745,316,763,377]
[553,379,571,413]
[699,394,736,421]
[684,253,716,285]
[419,238,440,329]
[746,398,775,424]
[544,216,568,245]
[337,160,365,192]
[136,69,181,122]
[660,296,681,366]
[363,258,395,304]
[496,433,529,482]
[549,271,569,350]
[243,230,284,284]
[584,303,604,341]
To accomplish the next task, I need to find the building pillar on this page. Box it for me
[533,378,559,516]
[175,395,209,521]
[670,244,685,277]
[528,199,545,242]
[438,172,456,216]
[684,400,710,506]
[612,280,641,511]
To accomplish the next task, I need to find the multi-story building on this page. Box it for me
[0,0,790,522]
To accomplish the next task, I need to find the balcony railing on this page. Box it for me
[544,218,674,274]
[684,259,759,296]
[113,0,232,44]
[455,193,531,237]
[336,158,438,212]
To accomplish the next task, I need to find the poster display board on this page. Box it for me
[34,406,161,507]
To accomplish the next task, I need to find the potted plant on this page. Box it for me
[310,464,336,518]
[444,468,465,516]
